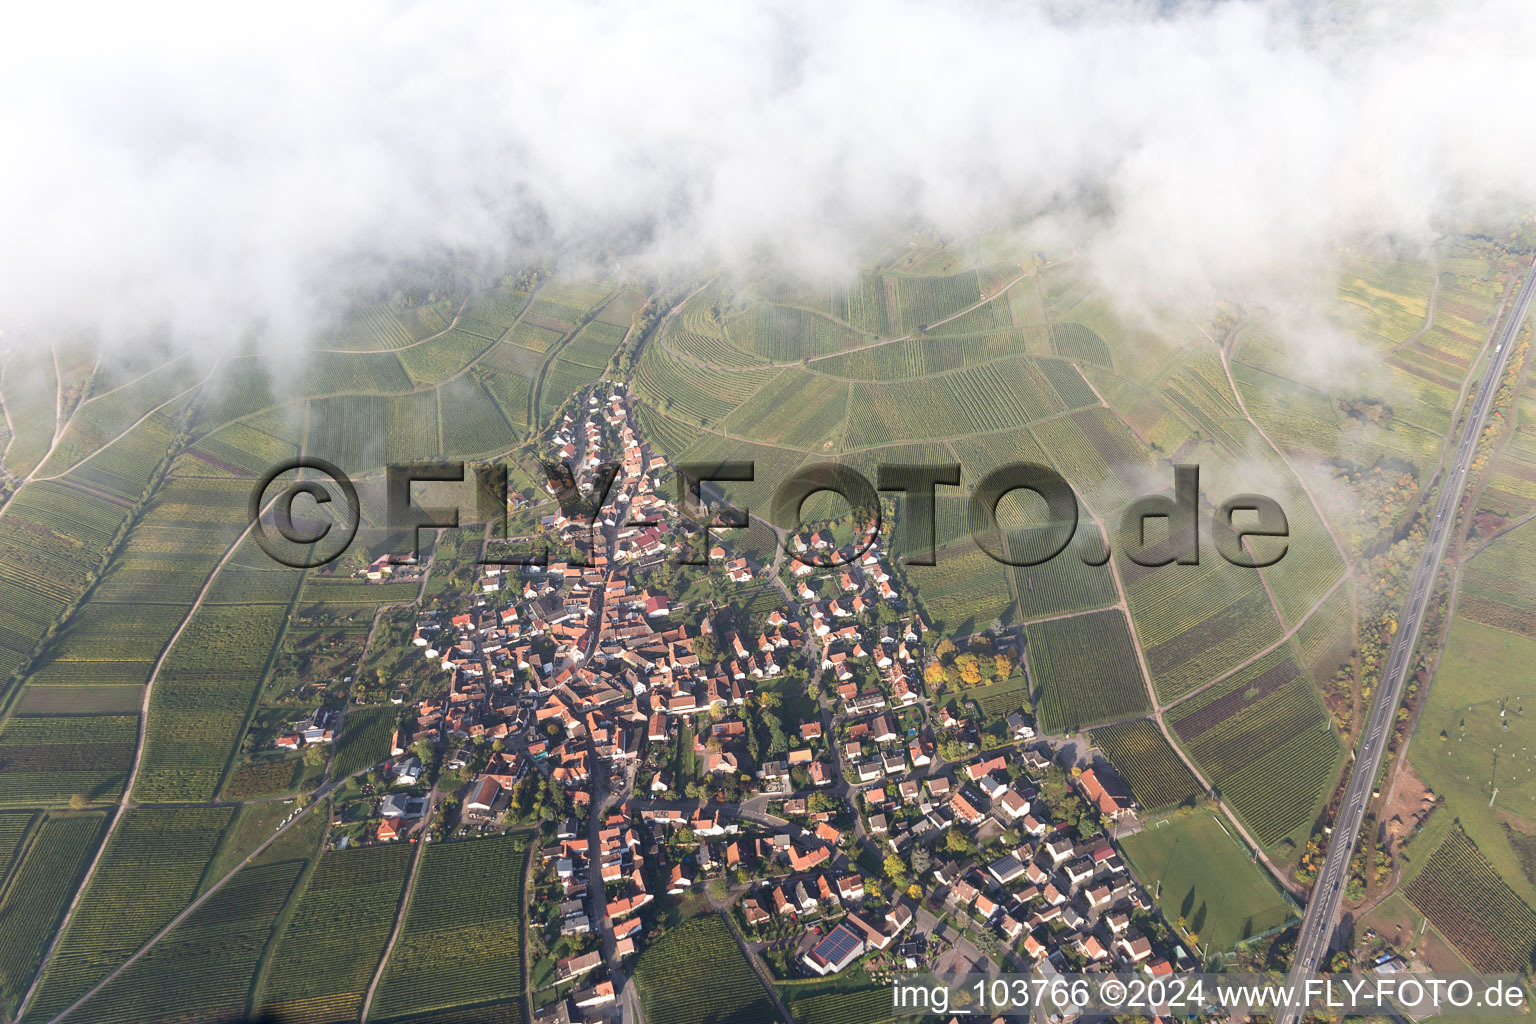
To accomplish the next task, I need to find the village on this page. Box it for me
[279,383,1201,1024]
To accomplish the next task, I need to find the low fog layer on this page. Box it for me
[2,0,1535,350]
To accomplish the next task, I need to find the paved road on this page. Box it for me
[1276,260,1536,1024]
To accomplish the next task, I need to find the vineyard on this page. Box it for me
[0,713,136,805]
[24,806,235,1021]
[1122,553,1285,703]
[136,598,295,804]
[634,914,774,1024]
[255,843,413,1023]
[966,674,1031,723]
[0,813,106,1018]
[946,360,1057,431]
[331,706,399,778]
[1092,719,1203,811]
[1406,829,1536,973]
[633,344,778,425]
[372,832,532,1021]
[1004,523,1118,621]
[908,542,1013,634]
[1025,609,1149,733]
[720,370,847,449]
[1169,649,1340,847]
[783,980,903,1024]
[59,856,307,1024]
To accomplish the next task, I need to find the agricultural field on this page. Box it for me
[779,977,908,1024]
[1004,522,1119,621]
[24,806,235,1021]
[0,813,106,1018]
[331,705,400,778]
[1024,609,1149,733]
[136,597,296,803]
[1121,553,1285,703]
[1091,719,1203,811]
[1119,808,1296,952]
[254,843,413,1023]
[0,713,136,805]
[907,542,1014,635]
[1410,615,1536,900]
[0,345,60,478]
[0,811,37,878]
[1168,648,1340,848]
[633,915,774,1024]
[1458,518,1536,639]
[372,832,532,1021]
[54,855,308,1024]
[1405,829,1536,973]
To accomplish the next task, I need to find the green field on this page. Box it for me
[1119,809,1296,952]
[634,914,774,1024]
[1025,609,1149,733]
[1168,648,1340,848]
[1410,615,1536,912]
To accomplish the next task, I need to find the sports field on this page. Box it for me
[1118,808,1295,952]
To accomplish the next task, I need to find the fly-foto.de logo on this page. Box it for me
[249,458,1290,572]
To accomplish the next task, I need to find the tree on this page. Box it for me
[945,829,973,854]
[303,744,328,768]
[68,793,88,810]
[935,638,958,662]
[955,653,982,686]
[993,653,1015,679]
[924,662,947,688]
[693,635,718,665]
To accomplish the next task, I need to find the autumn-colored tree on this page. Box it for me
[924,662,947,688]
[935,638,958,662]
[993,653,1014,679]
[956,653,982,686]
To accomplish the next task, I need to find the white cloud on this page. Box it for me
[2,0,1535,352]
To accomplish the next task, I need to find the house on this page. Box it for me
[572,980,615,1008]
[1078,767,1135,820]
[380,793,425,819]
[463,778,503,824]
[802,921,866,976]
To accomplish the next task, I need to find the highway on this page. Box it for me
[1275,259,1536,1024]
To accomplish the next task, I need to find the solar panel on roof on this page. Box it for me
[811,923,862,964]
